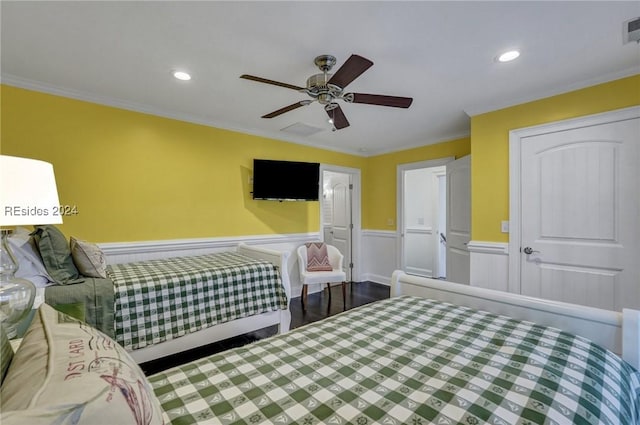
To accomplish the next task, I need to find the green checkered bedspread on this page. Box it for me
[106,252,287,351]
[149,296,640,425]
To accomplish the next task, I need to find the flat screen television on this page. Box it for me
[252,159,320,201]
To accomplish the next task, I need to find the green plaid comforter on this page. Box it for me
[106,252,287,351]
[150,296,640,425]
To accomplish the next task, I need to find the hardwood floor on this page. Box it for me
[140,281,389,375]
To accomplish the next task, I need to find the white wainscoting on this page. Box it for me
[359,233,511,291]
[99,232,511,294]
[99,232,320,298]
[404,226,435,277]
[468,241,509,292]
[360,230,398,285]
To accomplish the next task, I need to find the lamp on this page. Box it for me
[0,155,62,337]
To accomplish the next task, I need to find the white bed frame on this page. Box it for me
[129,243,292,363]
[391,270,640,370]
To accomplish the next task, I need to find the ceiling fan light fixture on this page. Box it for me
[173,70,191,81]
[497,50,520,63]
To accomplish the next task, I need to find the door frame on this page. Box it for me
[434,169,447,278]
[397,157,454,273]
[319,164,361,282]
[508,105,640,295]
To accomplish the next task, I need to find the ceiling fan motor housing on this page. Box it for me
[306,73,330,91]
[306,73,343,104]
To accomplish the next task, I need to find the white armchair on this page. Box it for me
[297,244,348,311]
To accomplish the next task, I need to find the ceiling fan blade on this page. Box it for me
[327,55,373,89]
[240,74,305,91]
[326,104,350,130]
[348,93,413,108]
[262,101,308,118]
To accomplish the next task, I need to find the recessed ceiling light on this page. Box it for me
[173,70,191,81]
[497,50,520,63]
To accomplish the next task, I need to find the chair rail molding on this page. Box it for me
[467,241,509,255]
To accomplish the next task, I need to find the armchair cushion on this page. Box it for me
[305,242,333,272]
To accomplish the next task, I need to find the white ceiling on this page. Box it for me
[2,1,639,156]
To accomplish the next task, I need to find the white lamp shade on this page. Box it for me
[0,155,63,226]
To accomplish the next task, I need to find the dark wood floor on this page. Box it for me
[140,281,389,375]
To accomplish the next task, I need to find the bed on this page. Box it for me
[3,271,639,425]
[45,243,292,363]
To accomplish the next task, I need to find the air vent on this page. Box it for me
[623,17,640,44]
[280,122,324,137]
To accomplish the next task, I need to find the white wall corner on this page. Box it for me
[361,230,398,285]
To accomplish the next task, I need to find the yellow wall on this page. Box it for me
[363,138,471,230]
[471,74,640,242]
[1,85,365,242]
[3,74,636,244]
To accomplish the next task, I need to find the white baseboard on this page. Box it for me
[361,273,391,286]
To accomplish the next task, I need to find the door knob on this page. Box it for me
[523,246,540,255]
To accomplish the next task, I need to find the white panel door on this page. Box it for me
[326,173,351,280]
[446,155,471,284]
[520,117,640,310]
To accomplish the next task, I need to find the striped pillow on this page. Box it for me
[305,242,333,272]
[0,325,13,384]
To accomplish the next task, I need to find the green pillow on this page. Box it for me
[52,302,86,322]
[31,226,82,285]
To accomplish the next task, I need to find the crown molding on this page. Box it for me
[463,67,640,117]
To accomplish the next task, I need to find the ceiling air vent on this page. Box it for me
[280,122,324,137]
[623,17,640,44]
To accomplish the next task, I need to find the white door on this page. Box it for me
[446,155,471,284]
[323,171,352,280]
[518,115,639,310]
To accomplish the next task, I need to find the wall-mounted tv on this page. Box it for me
[252,159,320,201]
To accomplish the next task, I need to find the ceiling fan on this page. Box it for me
[240,54,413,130]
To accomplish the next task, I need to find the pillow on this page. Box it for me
[305,242,333,271]
[7,227,54,287]
[0,304,165,425]
[30,225,82,285]
[70,237,107,278]
[52,302,86,322]
[0,324,13,385]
